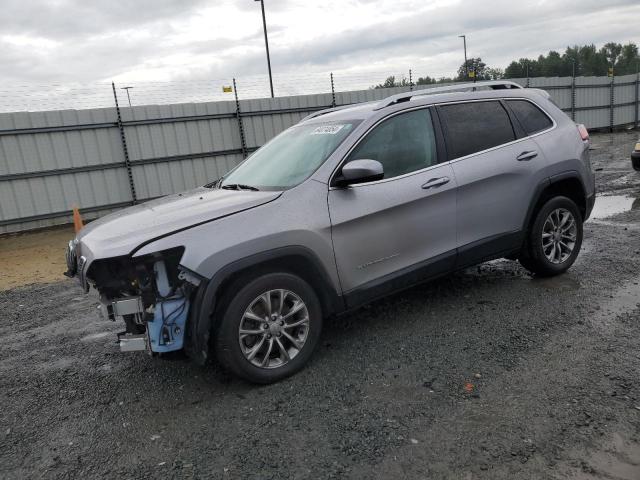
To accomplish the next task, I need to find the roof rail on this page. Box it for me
[374,80,524,110]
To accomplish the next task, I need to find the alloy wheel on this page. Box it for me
[542,208,577,264]
[238,289,310,369]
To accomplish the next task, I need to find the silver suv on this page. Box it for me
[65,81,595,383]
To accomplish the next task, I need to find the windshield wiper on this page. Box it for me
[221,183,260,191]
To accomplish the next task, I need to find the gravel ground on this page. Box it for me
[1,131,640,479]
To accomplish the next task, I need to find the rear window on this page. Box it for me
[506,99,553,135]
[438,101,515,160]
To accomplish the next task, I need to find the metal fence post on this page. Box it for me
[609,74,615,133]
[409,69,413,91]
[635,67,639,129]
[233,78,247,159]
[571,63,576,122]
[111,82,137,204]
[330,73,336,108]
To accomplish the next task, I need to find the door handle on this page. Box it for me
[517,150,538,161]
[421,176,450,189]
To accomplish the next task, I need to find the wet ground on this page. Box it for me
[1,131,640,479]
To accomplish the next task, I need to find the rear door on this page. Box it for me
[437,100,550,265]
[328,107,457,305]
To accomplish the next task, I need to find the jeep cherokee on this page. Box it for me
[65,80,595,383]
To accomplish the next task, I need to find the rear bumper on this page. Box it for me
[632,151,640,171]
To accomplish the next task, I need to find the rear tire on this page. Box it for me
[214,272,322,384]
[519,196,583,277]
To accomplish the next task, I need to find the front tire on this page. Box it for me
[214,273,322,384]
[519,196,583,277]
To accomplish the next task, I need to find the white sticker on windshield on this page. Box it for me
[311,124,345,135]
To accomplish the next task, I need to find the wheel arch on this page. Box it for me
[185,246,344,365]
[523,172,587,234]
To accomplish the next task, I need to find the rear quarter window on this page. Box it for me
[506,99,553,135]
[438,101,516,160]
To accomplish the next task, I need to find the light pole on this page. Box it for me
[120,86,133,107]
[255,0,274,98]
[459,35,468,80]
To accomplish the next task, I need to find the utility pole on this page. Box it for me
[255,0,274,98]
[120,86,133,107]
[459,35,468,80]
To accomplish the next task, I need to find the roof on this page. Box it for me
[302,80,536,124]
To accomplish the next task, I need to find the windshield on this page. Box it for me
[220,121,359,190]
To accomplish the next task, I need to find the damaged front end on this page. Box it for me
[66,243,202,355]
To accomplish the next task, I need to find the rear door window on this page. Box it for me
[506,99,553,135]
[438,101,516,160]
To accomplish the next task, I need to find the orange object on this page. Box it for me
[464,382,474,393]
[72,206,84,233]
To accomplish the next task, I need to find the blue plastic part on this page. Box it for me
[147,297,190,353]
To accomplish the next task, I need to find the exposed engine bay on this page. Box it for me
[70,246,199,354]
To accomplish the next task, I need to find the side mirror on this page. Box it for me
[335,159,384,186]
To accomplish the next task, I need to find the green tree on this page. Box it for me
[562,46,581,76]
[485,67,504,80]
[538,51,569,77]
[504,42,639,78]
[415,76,437,85]
[617,43,640,74]
[374,76,398,89]
[373,75,411,89]
[601,42,622,67]
[457,57,488,81]
[504,58,539,78]
[375,41,640,88]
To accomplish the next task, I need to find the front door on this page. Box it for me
[328,107,457,307]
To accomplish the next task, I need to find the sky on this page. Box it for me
[1,0,640,110]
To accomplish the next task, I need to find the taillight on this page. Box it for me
[577,124,589,142]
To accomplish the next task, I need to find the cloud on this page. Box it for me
[192,0,640,81]
[1,0,639,110]
[0,0,210,39]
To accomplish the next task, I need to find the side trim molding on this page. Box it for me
[343,249,456,309]
[456,231,523,269]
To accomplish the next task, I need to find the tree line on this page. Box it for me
[373,41,640,88]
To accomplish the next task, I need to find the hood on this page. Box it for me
[77,187,281,260]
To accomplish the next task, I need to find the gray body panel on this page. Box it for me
[328,163,456,292]
[452,136,550,248]
[531,100,595,199]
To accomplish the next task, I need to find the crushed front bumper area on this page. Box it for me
[65,243,197,355]
[98,290,190,354]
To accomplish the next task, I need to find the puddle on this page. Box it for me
[589,194,638,220]
[589,277,640,330]
[530,274,581,291]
